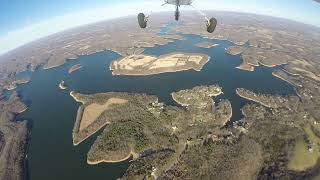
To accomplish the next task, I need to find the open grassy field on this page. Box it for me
[80,98,128,131]
[288,123,320,171]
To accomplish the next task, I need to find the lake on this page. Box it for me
[16,33,295,180]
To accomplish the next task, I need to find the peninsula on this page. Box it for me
[225,46,291,72]
[236,88,296,109]
[109,53,210,76]
[225,46,247,55]
[171,85,222,107]
[70,85,238,179]
[4,78,31,91]
[195,42,219,49]
[68,64,83,74]
[70,91,157,146]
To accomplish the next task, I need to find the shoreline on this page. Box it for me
[258,61,287,68]
[87,151,133,165]
[73,121,111,146]
[171,94,190,107]
[71,100,111,146]
[282,68,301,76]
[171,87,222,107]
[70,91,86,104]
[247,62,260,67]
[196,43,219,49]
[236,65,254,72]
[19,107,28,114]
[111,66,204,76]
[59,81,67,90]
[43,61,65,70]
[236,89,273,108]
[70,91,113,146]
[68,64,83,74]
[223,107,233,126]
[272,72,302,88]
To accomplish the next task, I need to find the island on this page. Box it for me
[109,53,210,76]
[195,42,219,48]
[59,80,67,90]
[68,64,83,74]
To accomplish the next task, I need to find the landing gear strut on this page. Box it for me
[175,6,180,21]
[137,6,217,33]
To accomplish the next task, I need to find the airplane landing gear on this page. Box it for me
[137,1,218,33]
[206,17,217,33]
[138,13,148,28]
[175,5,180,21]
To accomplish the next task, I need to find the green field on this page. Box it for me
[288,123,320,171]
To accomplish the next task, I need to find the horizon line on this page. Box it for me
[1,10,319,57]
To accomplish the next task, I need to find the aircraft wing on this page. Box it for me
[165,0,193,5]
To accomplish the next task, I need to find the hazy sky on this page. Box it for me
[0,0,319,55]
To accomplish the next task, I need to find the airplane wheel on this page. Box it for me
[207,17,217,33]
[138,13,147,28]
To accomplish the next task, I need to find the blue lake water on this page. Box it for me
[15,33,295,180]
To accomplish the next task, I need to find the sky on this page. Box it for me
[0,0,319,55]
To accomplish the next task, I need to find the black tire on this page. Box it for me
[207,17,217,33]
[138,13,147,28]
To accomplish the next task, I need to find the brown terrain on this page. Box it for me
[3,78,30,91]
[235,82,320,179]
[0,92,28,180]
[0,14,175,76]
[173,12,320,80]
[0,12,319,88]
